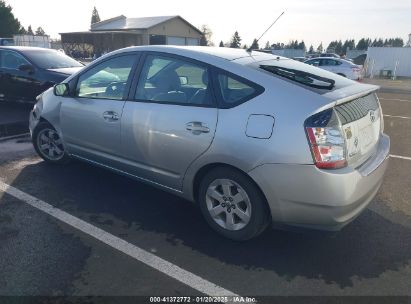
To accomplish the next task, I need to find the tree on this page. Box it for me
[27,25,34,35]
[356,38,370,50]
[392,38,404,47]
[250,38,259,50]
[91,6,101,25]
[219,40,224,47]
[35,26,46,36]
[0,0,24,37]
[264,41,270,50]
[229,31,241,48]
[317,42,323,53]
[199,25,213,46]
[297,40,306,50]
[308,45,314,53]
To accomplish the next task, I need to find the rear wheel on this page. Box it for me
[32,122,70,164]
[198,167,269,241]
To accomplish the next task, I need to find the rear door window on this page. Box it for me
[135,54,213,106]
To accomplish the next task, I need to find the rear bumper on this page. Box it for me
[248,134,390,231]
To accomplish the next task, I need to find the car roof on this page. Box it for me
[114,45,286,62]
[0,46,55,53]
[307,57,342,60]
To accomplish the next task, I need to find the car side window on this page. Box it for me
[306,59,320,67]
[321,59,337,66]
[0,50,29,70]
[135,54,212,106]
[216,72,260,107]
[76,55,135,100]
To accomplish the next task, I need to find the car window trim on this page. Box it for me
[211,67,265,109]
[72,52,141,101]
[128,51,218,108]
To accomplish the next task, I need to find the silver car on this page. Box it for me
[29,46,390,240]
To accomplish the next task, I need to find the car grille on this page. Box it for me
[335,94,379,125]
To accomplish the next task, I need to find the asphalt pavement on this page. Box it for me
[0,81,410,304]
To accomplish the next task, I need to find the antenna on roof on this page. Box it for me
[247,11,285,53]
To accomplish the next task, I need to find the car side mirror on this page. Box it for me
[54,83,69,97]
[18,64,34,74]
[179,76,188,85]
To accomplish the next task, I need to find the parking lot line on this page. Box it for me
[390,154,411,161]
[0,180,239,298]
[384,114,411,120]
[379,98,411,103]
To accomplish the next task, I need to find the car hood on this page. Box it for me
[47,67,83,75]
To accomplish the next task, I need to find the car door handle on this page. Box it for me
[103,111,119,121]
[186,122,210,134]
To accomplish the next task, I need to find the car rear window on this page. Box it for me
[248,58,353,93]
[23,49,83,69]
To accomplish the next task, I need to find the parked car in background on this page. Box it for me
[320,53,340,58]
[304,57,363,80]
[0,38,14,46]
[292,56,307,62]
[30,46,389,240]
[0,46,83,103]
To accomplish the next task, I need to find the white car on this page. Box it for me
[304,57,363,80]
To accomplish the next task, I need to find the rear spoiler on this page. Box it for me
[323,83,379,106]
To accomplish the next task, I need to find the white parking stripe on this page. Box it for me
[379,98,411,103]
[384,114,411,120]
[0,181,239,298]
[390,154,411,161]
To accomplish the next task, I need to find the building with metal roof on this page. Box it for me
[60,15,202,58]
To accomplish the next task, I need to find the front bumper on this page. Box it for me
[248,134,390,231]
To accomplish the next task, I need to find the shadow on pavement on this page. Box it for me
[8,160,411,289]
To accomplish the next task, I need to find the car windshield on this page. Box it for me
[25,49,83,69]
[260,65,335,90]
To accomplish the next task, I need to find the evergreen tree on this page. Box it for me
[91,6,101,25]
[356,38,370,50]
[392,38,404,47]
[219,40,224,47]
[27,25,34,35]
[199,25,213,46]
[19,26,27,34]
[35,26,46,36]
[308,45,314,53]
[265,41,270,49]
[250,38,259,50]
[298,40,306,50]
[317,42,323,53]
[229,31,241,48]
[0,0,23,37]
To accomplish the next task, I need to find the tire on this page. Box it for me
[32,122,70,164]
[198,167,270,241]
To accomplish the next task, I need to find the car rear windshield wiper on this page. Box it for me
[260,65,335,90]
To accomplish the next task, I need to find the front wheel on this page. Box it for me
[198,167,270,241]
[32,122,70,164]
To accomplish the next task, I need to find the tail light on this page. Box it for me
[305,108,347,169]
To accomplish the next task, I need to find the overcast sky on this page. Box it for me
[5,0,411,48]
